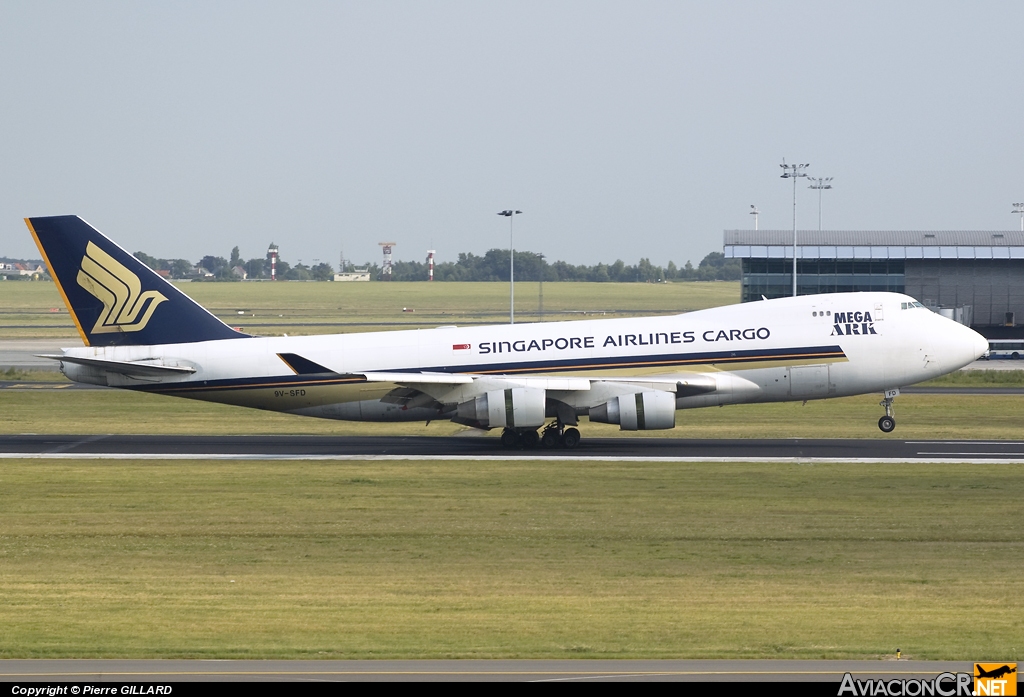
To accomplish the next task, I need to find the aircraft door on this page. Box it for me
[789,364,833,398]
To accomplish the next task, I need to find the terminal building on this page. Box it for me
[723,230,1024,335]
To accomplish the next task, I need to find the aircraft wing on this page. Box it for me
[279,349,721,398]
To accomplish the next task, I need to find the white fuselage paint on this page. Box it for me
[57,292,988,424]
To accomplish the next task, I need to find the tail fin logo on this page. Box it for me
[76,241,168,334]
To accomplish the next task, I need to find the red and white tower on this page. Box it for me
[267,243,279,281]
[427,250,435,281]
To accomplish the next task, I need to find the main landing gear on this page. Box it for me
[878,388,899,433]
[501,422,581,450]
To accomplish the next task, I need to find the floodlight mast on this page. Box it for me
[780,160,810,297]
[1013,203,1024,232]
[498,210,522,324]
[808,177,833,231]
[750,205,760,230]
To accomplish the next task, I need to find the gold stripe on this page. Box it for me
[25,218,89,346]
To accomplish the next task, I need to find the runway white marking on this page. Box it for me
[917,451,1024,456]
[906,440,1024,445]
[1,453,1024,463]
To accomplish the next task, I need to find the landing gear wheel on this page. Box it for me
[878,389,899,434]
[541,430,561,449]
[561,427,581,449]
[520,429,540,449]
[500,429,519,449]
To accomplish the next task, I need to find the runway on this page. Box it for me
[0,658,977,682]
[2,434,1024,462]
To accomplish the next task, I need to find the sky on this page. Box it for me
[2,1,1023,268]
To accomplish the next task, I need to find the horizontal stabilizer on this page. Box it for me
[37,354,197,377]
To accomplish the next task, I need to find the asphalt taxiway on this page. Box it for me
[0,658,977,682]
[2,434,1023,462]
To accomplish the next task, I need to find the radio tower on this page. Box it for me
[379,242,396,281]
[427,250,435,281]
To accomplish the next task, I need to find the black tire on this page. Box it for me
[561,427,581,449]
[878,416,896,433]
[541,430,561,449]
[500,429,518,449]
[520,430,540,449]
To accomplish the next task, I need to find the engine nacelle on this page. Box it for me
[589,391,676,430]
[455,387,546,429]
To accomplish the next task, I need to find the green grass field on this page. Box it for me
[0,279,740,338]
[0,458,1020,659]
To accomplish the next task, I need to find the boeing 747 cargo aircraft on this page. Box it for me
[27,216,988,448]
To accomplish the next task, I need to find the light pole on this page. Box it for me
[498,210,522,324]
[1014,203,1024,232]
[750,205,760,230]
[780,160,810,297]
[538,253,545,320]
[807,177,833,231]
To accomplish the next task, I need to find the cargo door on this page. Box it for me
[789,364,830,398]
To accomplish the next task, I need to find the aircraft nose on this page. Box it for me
[971,328,989,360]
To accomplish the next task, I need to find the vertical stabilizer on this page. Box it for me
[26,215,249,346]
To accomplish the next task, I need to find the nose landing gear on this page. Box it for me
[878,388,899,433]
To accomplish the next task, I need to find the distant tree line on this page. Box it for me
[133,246,739,283]
[391,250,740,282]
[134,246,334,281]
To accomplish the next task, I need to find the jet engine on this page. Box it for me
[456,387,546,429]
[589,390,676,430]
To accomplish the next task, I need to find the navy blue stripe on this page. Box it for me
[411,345,846,375]
[133,345,845,395]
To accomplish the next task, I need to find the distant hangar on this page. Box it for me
[724,230,1024,335]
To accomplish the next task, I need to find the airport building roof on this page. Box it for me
[724,230,1024,260]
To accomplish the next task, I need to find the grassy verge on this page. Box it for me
[0,459,1019,659]
[919,370,1024,387]
[0,368,69,382]
[0,280,741,338]
[2,388,1022,439]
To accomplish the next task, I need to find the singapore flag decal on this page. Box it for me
[453,343,471,351]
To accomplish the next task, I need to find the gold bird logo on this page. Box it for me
[77,241,167,334]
